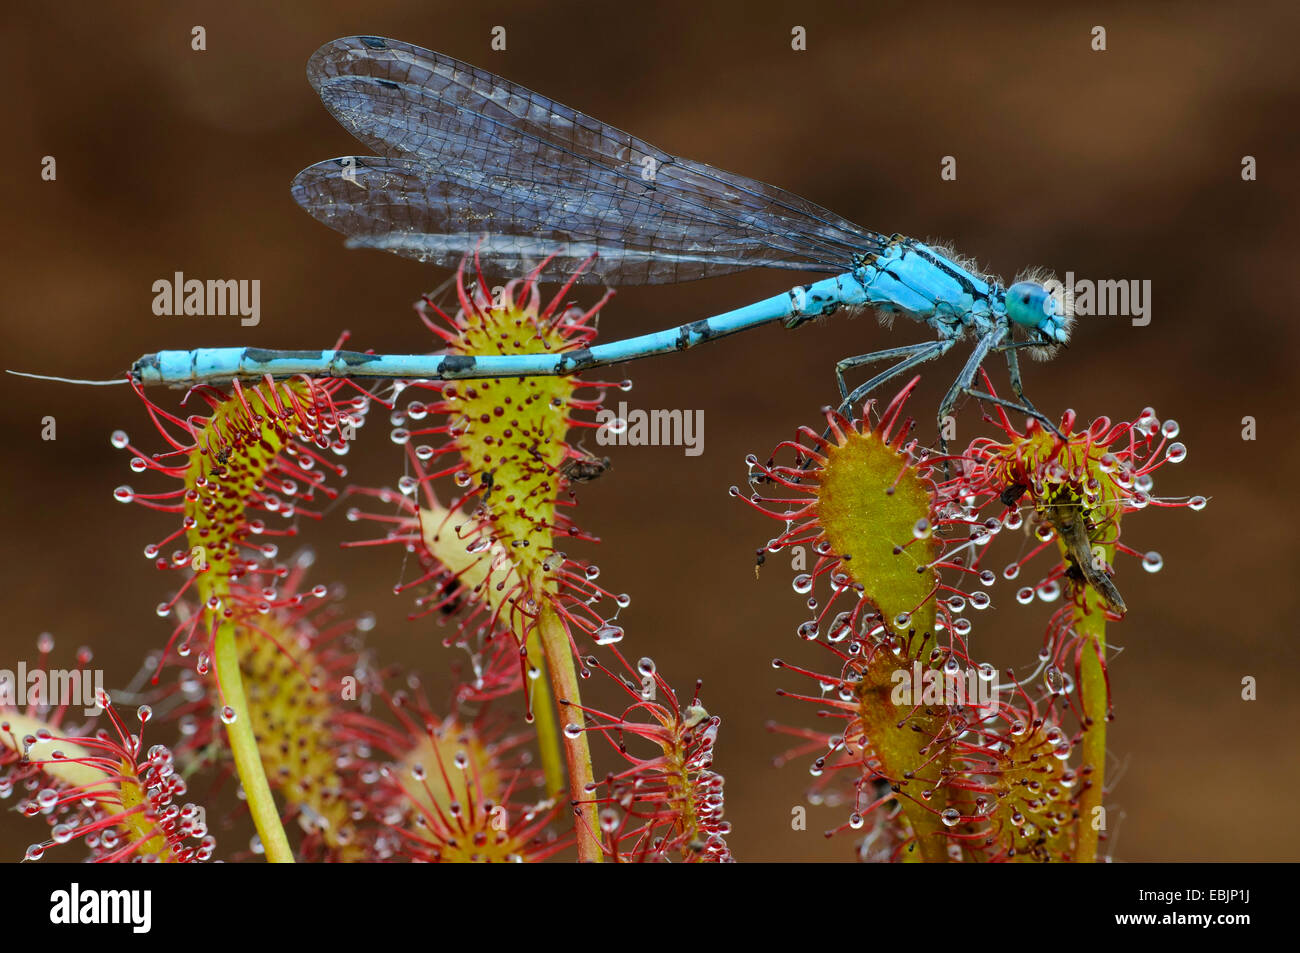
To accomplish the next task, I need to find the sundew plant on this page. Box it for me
[2,30,1217,867]
[2,256,1200,864]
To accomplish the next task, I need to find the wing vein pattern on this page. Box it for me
[291,36,885,285]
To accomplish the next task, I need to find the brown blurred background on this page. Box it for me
[3,1,1298,862]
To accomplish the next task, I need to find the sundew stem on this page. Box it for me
[526,627,566,799]
[857,664,954,864]
[538,603,602,862]
[214,620,294,863]
[1075,594,1108,864]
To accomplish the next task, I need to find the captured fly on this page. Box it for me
[559,451,612,484]
[1000,481,1029,508]
[1040,501,1127,615]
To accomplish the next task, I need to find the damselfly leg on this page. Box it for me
[799,339,955,475]
[961,341,1065,441]
[936,326,1008,460]
[834,339,956,417]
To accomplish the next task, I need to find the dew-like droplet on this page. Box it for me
[1044,666,1063,693]
[1142,551,1164,573]
[594,625,624,645]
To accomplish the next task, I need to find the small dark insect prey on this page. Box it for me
[480,469,496,500]
[214,447,230,466]
[1042,502,1127,615]
[438,583,465,616]
[559,452,612,483]
[1000,481,1029,507]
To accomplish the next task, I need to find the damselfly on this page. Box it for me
[30,36,1077,435]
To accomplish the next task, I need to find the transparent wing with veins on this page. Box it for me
[291,36,887,285]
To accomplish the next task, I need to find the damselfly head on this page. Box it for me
[1007,270,1075,360]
